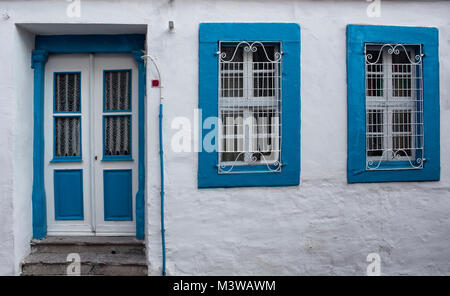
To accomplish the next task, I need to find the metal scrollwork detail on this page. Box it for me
[218,41,282,63]
[365,44,423,65]
[218,152,282,174]
[367,149,423,170]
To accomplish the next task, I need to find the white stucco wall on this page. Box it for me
[0,11,16,275]
[0,0,449,275]
[145,0,450,276]
[0,11,34,275]
[12,25,34,275]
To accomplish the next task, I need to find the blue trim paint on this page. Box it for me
[102,114,133,161]
[198,23,301,188]
[103,69,132,113]
[346,25,440,183]
[53,71,82,114]
[51,115,82,163]
[31,50,49,239]
[132,51,146,239]
[103,170,133,221]
[31,35,145,239]
[54,170,84,220]
[36,34,145,54]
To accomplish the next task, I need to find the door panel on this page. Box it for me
[103,169,133,221]
[45,54,92,235]
[45,53,137,236]
[54,169,84,220]
[93,54,138,235]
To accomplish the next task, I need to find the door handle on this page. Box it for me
[95,155,98,160]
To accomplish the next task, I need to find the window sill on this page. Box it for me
[50,157,82,163]
[103,110,132,113]
[102,156,134,162]
[104,216,133,221]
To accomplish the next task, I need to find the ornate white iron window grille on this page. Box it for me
[217,41,282,174]
[365,43,424,170]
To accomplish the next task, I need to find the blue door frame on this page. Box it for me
[31,34,146,239]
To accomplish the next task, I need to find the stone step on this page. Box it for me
[22,236,147,276]
[21,252,147,276]
[31,236,145,255]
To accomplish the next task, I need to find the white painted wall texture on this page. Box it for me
[0,0,449,275]
[0,14,16,275]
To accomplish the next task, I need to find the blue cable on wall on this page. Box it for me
[142,53,166,276]
[159,102,166,276]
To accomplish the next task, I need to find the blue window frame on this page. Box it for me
[347,25,440,183]
[198,23,301,188]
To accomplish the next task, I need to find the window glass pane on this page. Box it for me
[367,110,383,157]
[392,110,412,156]
[54,73,81,112]
[220,46,244,98]
[221,73,243,97]
[253,45,276,97]
[253,67,275,97]
[104,116,131,156]
[104,70,131,111]
[220,111,244,162]
[252,108,279,161]
[220,46,243,63]
[55,117,81,157]
[392,50,412,97]
[252,46,275,63]
[366,50,383,97]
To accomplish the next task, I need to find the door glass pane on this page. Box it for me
[54,116,81,157]
[104,115,131,156]
[54,72,81,112]
[104,70,131,111]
